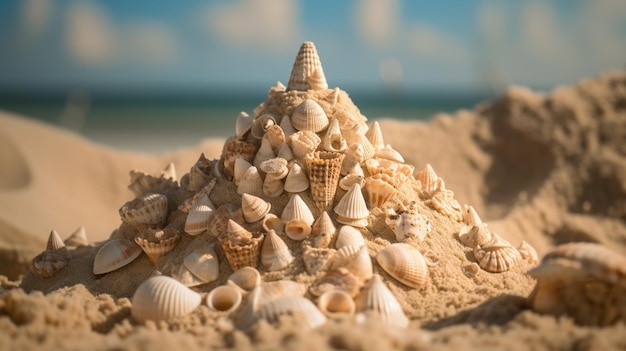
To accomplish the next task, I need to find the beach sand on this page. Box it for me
[1,70,626,350]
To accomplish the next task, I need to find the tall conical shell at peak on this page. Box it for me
[287,41,328,91]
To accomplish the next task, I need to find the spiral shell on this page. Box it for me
[241,193,271,223]
[287,41,327,91]
[93,238,142,275]
[376,243,428,288]
[31,248,71,278]
[322,118,347,152]
[251,113,278,139]
[131,276,201,323]
[235,111,253,137]
[291,99,329,133]
[262,213,284,235]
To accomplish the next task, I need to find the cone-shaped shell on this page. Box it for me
[207,285,242,313]
[376,243,428,288]
[317,289,355,318]
[334,183,369,227]
[287,41,327,91]
[335,225,365,249]
[226,219,253,242]
[262,230,294,271]
[474,234,520,273]
[256,296,327,329]
[253,138,276,169]
[463,205,483,226]
[251,113,277,139]
[341,144,364,176]
[352,132,376,161]
[131,276,201,323]
[228,266,262,293]
[375,144,405,163]
[281,194,315,226]
[119,193,168,228]
[365,121,384,150]
[330,245,373,281]
[280,115,297,139]
[365,177,396,209]
[237,166,264,197]
[184,195,215,235]
[311,211,336,248]
[322,118,347,152]
[93,238,142,275]
[241,193,271,223]
[64,226,88,246]
[183,246,219,283]
[291,99,329,133]
[236,111,253,138]
[47,230,65,251]
[284,218,312,241]
[218,233,263,271]
[416,164,440,198]
[134,235,180,265]
[233,157,253,186]
[222,138,257,177]
[284,163,309,193]
[306,151,345,213]
[356,274,409,328]
[277,142,295,161]
[289,131,321,158]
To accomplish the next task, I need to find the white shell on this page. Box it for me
[329,245,373,281]
[284,163,310,193]
[462,205,483,226]
[322,118,347,152]
[131,276,201,323]
[235,111,253,137]
[184,195,215,235]
[277,142,295,161]
[376,243,428,288]
[233,157,253,186]
[64,226,88,246]
[364,121,385,150]
[311,211,336,248]
[262,230,294,271]
[93,238,142,275]
[356,274,409,328]
[183,246,219,283]
[474,234,520,273]
[285,218,312,241]
[259,157,288,179]
[207,285,242,313]
[341,144,364,176]
[335,225,365,249]
[241,193,271,223]
[262,213,284,235]
[237,166,264,197]
[385,206,431,242]
[47,230,66,251]
[281,194,315,226]
[365,177,396,208]
[291,99,329,133]
[287,41,327,91]
[262,174,285,198]
[289,131,321,158]
[374,144,405,163]
[339,174,365,191]
[227,266,262,293]
[256,296,327,329]
[334,183,369,227]
[317,290,355,318]
[279,115,297,139]
[253,138,276,169]
[262,124,286,154]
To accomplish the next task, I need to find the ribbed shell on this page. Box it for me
[241,193,271,223]
[329,245,373,281]
[287,41,327,91]
[131,276,201,323]
[416,164,440,198]
[473,235,520,273]
[356,274,409,328]
[222,138,257,177]
[237,166,264,197]
[259,157,288,178]
[317,290,355,318]
[291,99,329,133]
[376,243,428,288]
[64,226,88,247]
[218,233,263,271]
[284,163,309,193]
[256,296,327,329]
[31,248,70,278]
[306,151,345,213]
[335,225,365,249]
[289,131,321,157]
[322,118,347,152]
[334,183,369,227]
[183,246,219,283]
[119,193,168,228]
[134,235,180,265]
[364,121,385,150]
[184,195,215,235]
[262,230,294,271]
[253,138,276,169]
[235,111,253,137]
[281,194,315,226]
[311,211,336,248]
[206,285,242,313]
[47,230,66,250]
[365,177,396,209]
[93,238,142,275]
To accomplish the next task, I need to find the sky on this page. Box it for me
[1,0,625,95]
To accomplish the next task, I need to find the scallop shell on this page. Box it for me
[289,131,321,158]
[262,124,286,153]
[279,115,297,139]
[218,231,263,271]
[235,111,253,138]
[365,176,396,208]
[47,230,66,251]
[334,183,369,228]
[317,289,355,318]
[310,268,363,298]
[374,145,405,163]
[322,118,347,152]
[227,266,262,294]
[259,157,288,179]
[306,151,345,213]
[184,195,215,235]
[93,238,142,275]
[64,226,88,247]
[416,164,441,199]
[473,234,520,273]
[134,234,180,265]
[31,248,70,278]
[237,166,264,197]
[281,194,315,226]
[241,193,272,223]
[262,230,294,271]
[287,41,326,91]
[335,225,365,249]
[131,276,201,323]
[262,213,284,235]
[356,274,409,328]
[291,99,329,133]
[251,113,277,139]
[517,240,539,266]
[284,163,309,193]
[376,243,428,288]
[207,285,242,313]
[253,138,276,169]
[221,137,257,177]
[262,174,284,198]
[183,245,219,284]
[119,193,169,229]
[311,211,336,248]
[341,143,364,176]
[329,245,373,281]
[364,121,385,150]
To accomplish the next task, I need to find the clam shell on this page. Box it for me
[64,226,88,247]
[207,285,242,313]
[289,131,321,158]
[131,276,201,323]
[235,111,253,137]
[311,211,336,248]
[233,157,253,186]
[262,230,294,271]
[281,194,315,226]
[374,145,404,163]
[365,176,396,208]
[473,234,520,273]
[183,246,219,284]
[376,243,428,288]
[364,121,385,150]
[291,99,329,133]
[184,195,215,235]
[306,151,345,213]
[221,137,257,177]
[310,268,363,298]
[262,174,285,198]
[259,157,288,179]
[253,138,276,169]
[241,193,271,223]
[329,245,373,281]
[119,193,168,229]
[93,238,142,275]
[334,183,369,227]
[251,113,277,139]
[218,232,263,271]
[322,118,347,152]
[335,225,365,249]
[287,41,326,91]
[284,218,312,241]
[134,234,180,265]
[356,274,409,328]
[47,230,66,251]
[237,166,264,197]
[262,213,284,235]
[317,289,355,318]
[31,248,70,278]
[227,266,262,293]
[284,163,309,193]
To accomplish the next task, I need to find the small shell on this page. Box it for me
[134,234,180,265]
[310,268,363,298]
[262,230,294,271]
[64,226,88,247]
[235,111,253,138]
[218,232,264,271]
[178,178,217,213]
[31,248,70,278]
[429,180,463,222]
[311,211,336,248]
[365,177,396,208]
[339,174,365,191]
[289,131,321,158]
[458,223,493,248]
[93,238,142,275]
[285,218,312,241]
[517,240,539,266]
[303,246,336,275]
[287,41,326,92]
[256,295,327,329]
[253,138,276,169]
[334,183,369,227]
[277,142,295,161]
[317,290,355,318]
[374,145,405,163]
[227,266,262,293]
[251,113,277,139]
[269,81,286,93]
[356,274,409,328]
[341,144,364,176]
[262,124,286,153]
[309,66,328,90]
[221,138,257,177]
[284,163,309,193]
[187,153,213,192]
[184,195,215,235]
[47,230,66,251]
[226,219,253,242]
[352,132,376,161]
[259,157,288,179]
[206,204,243,238]
[262,174,285,198]
[207,285,242,313]
[329,245,373,282]
[279,115,297,139]
[131,276,201,323]
[462,205,483,226]
[326,87,340,106]
[291,99,329,133]
[416,164,440,199]
[127,168,178,197]
[322,118,347,152]
[119,193,168,229]
[306,151,345,213]
[473,234,520,273]
[335,225,365,249]
[262,213,284,235]
[241,193,272,223]
[183,246,219,284]
[237,166,264,197]
[364,121,385,150]
[385,205,431,242]
[281,194,315,226]
[376,243,428,288]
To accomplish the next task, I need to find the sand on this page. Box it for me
[1,70,626,350]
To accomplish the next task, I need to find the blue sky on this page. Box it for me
[1,0,625,94]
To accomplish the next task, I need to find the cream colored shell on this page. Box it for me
[473,234,520,273]
[317,289,355,318]
[207,285,242,313]
[64,226,88,247]
[261,230,294,271]
[241,193,271,223]
[184,195,215,236]
[376,243,428,288]
[131,276,201,323]
[119,193,168,229]
[356,274,409,328]
[334,183,369,227]
[93,238,142,275]
[291,99,329,133]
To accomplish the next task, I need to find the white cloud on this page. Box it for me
[355,0,398,47]
[203,0,299,49]
[407,24,469,63]
[123,22,177,65]
[521,2,573,63]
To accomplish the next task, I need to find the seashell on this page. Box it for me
[284,218,312,241]
[226,219,253,242]
[259,157,288,179]
[207,285,242,313]
[284,163,309,193]
[131,276,201,323]
[339,174,365,191]
[416,164,441,199]
[235,111,253,138]
[258,280,308,303]
[206,204,244,238]
[356,274,409,328]
[64,226,88,246]
[262,124,286,153]
[335,225,365,249]
[462,205,483,226]
[251,113,277,139]
[517,240,539,266]
[351,131,376,161]
[240,193,271,223]
[277,142,295,161]
[279,115,297,139]
[289,131,321,158]
[287,41,326,91]
[303,246,336,275]
[317,290,355,318]
[218,231,264,271]
[385,204,431,242]
[329,245,373,281]
[184,195,215,235]
[376,243,428,288]
[233,157,253,186]
[311,211,336,248]
[326,87,340,106]
[306,151,345,213]
[161,162,177,181]
[365,176,396,208]
[473,234,520,273]
[262,213,284,234]
[253,138,276,169]
[183,245,219,284]
[188,153,213,192]
[374,144,405,163]
[134,234,180,265]
[119,193,169,229]
[47,230,66,251]
[93,238,142,275]
[462,262,480,278]
[364,121,385,150]
[178,178,217,213]
[269,81,286,93]
[309,65,328,90]
[171,264,205,287]
[334,183,369,228]
[227,266,262,294]
[237,166,264,197]
[281,194,315,226]
[310,267,363,298]
[255,295,327,330]
[322,118,348,152]
[429,180,463,222]
[291,99,329,133]
[127,165,178,197]
[221,137,257,177]
[459,222,493,248]
[341,143,364,176]
[262,229,294,271]
[31,248,70,278]
[262,174,284,198]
